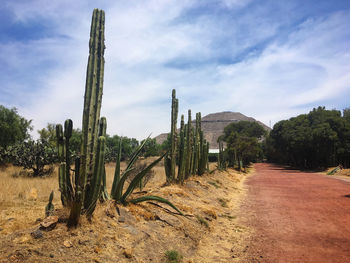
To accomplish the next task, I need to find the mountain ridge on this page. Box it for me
[154,111,270,149]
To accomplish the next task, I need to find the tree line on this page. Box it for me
[0,105,163,176]
[266,106,350,169]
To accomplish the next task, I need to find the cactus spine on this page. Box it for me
[68,9,106,227]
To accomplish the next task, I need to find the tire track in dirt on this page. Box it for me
[239,163,350,263]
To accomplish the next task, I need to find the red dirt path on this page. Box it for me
[240,163,350,263]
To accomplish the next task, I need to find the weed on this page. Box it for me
[196,215,209,228]
[219,214,236,220]
[208,181,220,189]
[165,250,182,263]
[217,198,228,207]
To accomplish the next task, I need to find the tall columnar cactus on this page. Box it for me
[206,141,209,171]
[98,117,109,201]
[192,113,200,175]
[68,9,106,227]
[198,131,205,175]
[177,115,186,184]
[56,121,73,206]
[185,110,192,179]
[218,139,225,170]
[198,112,202,169]
[64,119,73,201]
[165,89,178,183]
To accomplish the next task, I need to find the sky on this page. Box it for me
[1,0,350,140]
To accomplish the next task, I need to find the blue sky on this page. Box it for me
[1,0,350,139]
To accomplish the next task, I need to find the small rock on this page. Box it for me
[63,240,73,248]
[118,207,136,224]
[123,248,133,258]
[35,218,42,223]
[40,216,58,231]
[49,254,54,258]
[31,229,43,239]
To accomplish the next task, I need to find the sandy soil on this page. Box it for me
[0,162,251,263]
[239,163,350,263]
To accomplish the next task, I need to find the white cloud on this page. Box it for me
[1,1,350,139]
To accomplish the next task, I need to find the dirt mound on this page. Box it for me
[0,164,250,263]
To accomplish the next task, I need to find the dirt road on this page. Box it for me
[240,163,350,263]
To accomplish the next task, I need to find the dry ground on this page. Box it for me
[0,160,251,263]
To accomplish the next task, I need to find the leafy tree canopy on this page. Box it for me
[222,121,266,168]
[266,106,350,168]
[0,105,32,148]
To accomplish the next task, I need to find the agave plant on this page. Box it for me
[110,137,183,215]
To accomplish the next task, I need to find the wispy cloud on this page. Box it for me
[0,0,349,139]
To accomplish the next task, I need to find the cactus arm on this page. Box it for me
[64,119,73,203]
[56,124,67,205]
[86,136,106,217]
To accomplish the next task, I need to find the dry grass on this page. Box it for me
[0,165,60,234]
[0,159,166,235]
[0,160,251,262]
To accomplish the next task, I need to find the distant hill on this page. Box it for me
[154,111,270,149]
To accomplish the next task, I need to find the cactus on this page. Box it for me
[64,120,73,202]
[56,121,74,206]
[177,115,185,184]
[185,110,192,179]
[67,9,106,227]
[192,113,200,175]
[110,138,122,200]
[98,117,109,201]
[165,89,178,183]
[85,135,106,217]
[218,139,225,170]
[45,191,54,217]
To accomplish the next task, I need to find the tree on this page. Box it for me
[0,105,32,148]
[266,106,350,168]
[38,123,57,148]
[105,135,139,162]
[222,121,266,168]
[8,139,57,177]
[140,138,161,157]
